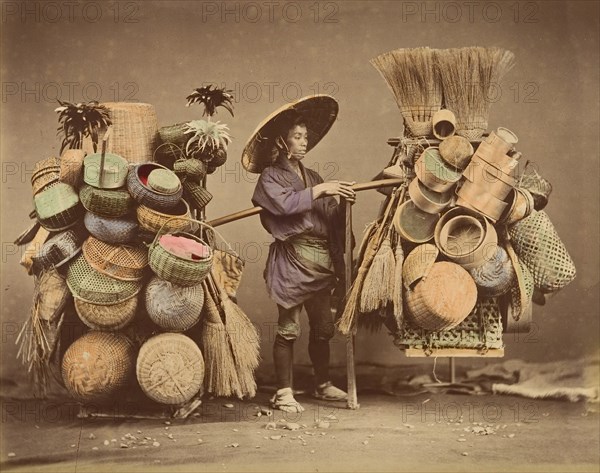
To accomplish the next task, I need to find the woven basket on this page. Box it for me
[183,181,213,210]
[127,163,183,211]
[402,243,439,289]
[136,199,193,234]
[438,135,474,171]
[393,200,439,244]
[455,116,488,142]
[66,254,143,305]
[149,231,213,287]
[173,158,207,180]
[159,122,189,149]
[83,152,129,189]
[62,331,135,402]
[508,210,576,292]
[517,169,552,211]
[147,169,181,195]
[136,333,205,405]
[59,149,86,187]
[82,236,148,281]
[84,212,138,245]
[31,157,61,195]
[34,183,83,231]
[414,147,462,192]
[406,261,478,331]
[82,103,160,164]
[469,245,515,297]
[74,295,138,331]
[79,184,133,218]
[31,228,86,275]
[145,276,204,332]
[37,268,71,323]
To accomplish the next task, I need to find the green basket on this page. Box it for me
[173,158,207,180]
[79,184,133,218]
[34,182,82,231]
[148,218,213,287]
[66,254,143,305]
[147,168,181,195]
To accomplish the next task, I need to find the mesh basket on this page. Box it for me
[62,331,135,402]
[31,168,61,196]
[127,163,183,211]
[79,184,133,218]
[402,243,439,290]
[74,295,138,331]
[66,254,143,304]
[82,236,148,281]
[517,169,552,211]
[136,199,193,234]
[183,182,213,210]
[148,221,213,287]
[136,333,204,405]
[145,276,204,332]
[84,212,138,245]
[406,261,478,331]
[398,297,503,351]
[508,210,576,292]
[31,228,86,275]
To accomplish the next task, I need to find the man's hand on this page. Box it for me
[313,180,356,203]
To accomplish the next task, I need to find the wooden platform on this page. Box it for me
[405,348,505,358]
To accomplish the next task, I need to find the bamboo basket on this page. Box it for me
[31,157,61,195]
[173,158,207,180]
[145,276,204,332]
[406,261,478,331]
[136,333,205,405]
[83,152,129,189]
[59,149,86,188]
[127,163,183,211]
[402,243,439,289]
[147,169,182,195]
[34,183,83,231]
[468,245,515,297]
[136,199,193,234]
[61,331,135,402]
[148,219,213,287]
[82,236,148,281]
[37,268,71,323]
[79,184,133,218]
[183,181,213,210]
[74,295,138,331]
[66,255,143,305]
[508,210,576,292]
[84,212,138,245]
[30,228,86,275]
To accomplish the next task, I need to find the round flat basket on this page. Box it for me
[136,199,193,234]
[136,333,205,405]
[74,295,138,331]
[66,254,143,305]
[82,236,148,281]
[149,231,213,287]
[508,210,576,292]
[84,212,138,245]
[405,261,478,331]
[393,200,439,244]
[34,182,83,231]
[147,168,181,195]
[145,276,204,332]
[61,331,135,402]
[469,245,515,297]
[127,163,183,211]
[31,228,87,275]
[402,243,439,290]
[79,184,133,218]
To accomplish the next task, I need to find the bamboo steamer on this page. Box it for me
[393,200,439,243]
[498,188,535,225]
[473,142,519,176]
[456,181,509,222]
[464,155,517,187]
[406,261,478,331]
[408,178,452,214]
[461,166,514,200]
[61,331,135,402]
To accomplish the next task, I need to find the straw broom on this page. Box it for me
[200,278,242,398]
[212,273,261,399]
[337,187,405,335]
[436,47,515,140]
[359,227,396,313]
[370,47,442,137]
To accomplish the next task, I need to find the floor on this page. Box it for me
[1,389,598,473]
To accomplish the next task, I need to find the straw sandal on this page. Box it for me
[270,387,305,413]
[313,381,348,401]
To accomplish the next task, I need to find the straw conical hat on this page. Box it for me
[241,95,338,174]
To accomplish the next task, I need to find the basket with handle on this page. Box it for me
[136,199,193,234]
[145,276,204,332]
[84,212,138,245]
[136,333,205,405]
[148,217,214,287]
[82,236,148,281]
[34,182,83,231]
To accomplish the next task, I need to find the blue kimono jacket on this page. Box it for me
[251,155,346,309]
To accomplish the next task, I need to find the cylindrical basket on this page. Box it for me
[408,178,452,214]
[75,295,138,331]
[136,333,205,405]
[145,276,204,332]
[147,169,182,195]
[508,210,576,292]
[136,199,193,234]
[414,147,462,192]
[79,184,133,218]
[127,163,183,211]
[62,331,135,402]
[59,149,86,188]
[406,261,478,331]
[84,212,139,245]
[82,236,148,281]
[183,181,213,210]
[173,158,207,180]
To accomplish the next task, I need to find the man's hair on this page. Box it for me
[276,110,307,138]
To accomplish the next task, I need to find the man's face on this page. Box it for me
[284,124,308,159]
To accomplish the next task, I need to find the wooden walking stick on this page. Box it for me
[344,197,359,409]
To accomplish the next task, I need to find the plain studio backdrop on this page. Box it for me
[1,1,598,390]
